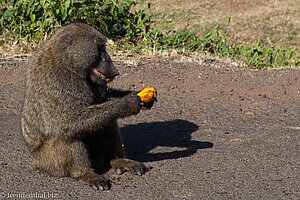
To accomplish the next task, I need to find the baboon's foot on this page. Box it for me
[76,171,111,190]
[88,177,111,190]
[110,158,147,176]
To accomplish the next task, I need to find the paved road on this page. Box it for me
[0,57,299,199]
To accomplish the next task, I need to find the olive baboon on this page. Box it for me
[21,23,154,190]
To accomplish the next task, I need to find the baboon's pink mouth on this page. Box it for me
[93,68,112,82]
[93,68,106,78]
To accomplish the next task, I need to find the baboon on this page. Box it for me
[21,23,154,190]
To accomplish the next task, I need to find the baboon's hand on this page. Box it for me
[123,92,142,115]
[141,101,155,110]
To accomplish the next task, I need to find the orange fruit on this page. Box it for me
[138,86,157,103]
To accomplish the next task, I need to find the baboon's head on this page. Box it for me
[52,23,119,86]
[90,44,119,86]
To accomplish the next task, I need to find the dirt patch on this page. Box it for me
[0,56,299,199]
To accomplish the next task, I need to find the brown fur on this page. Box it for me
[22,23,149,190]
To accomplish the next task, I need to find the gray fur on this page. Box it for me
[22,23,148,190]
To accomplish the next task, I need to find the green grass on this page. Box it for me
[0,0,299,68]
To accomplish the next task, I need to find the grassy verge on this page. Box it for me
[0,0,299,68]
[146,0,300,49]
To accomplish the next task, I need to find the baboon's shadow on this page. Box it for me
[121,119,213,162]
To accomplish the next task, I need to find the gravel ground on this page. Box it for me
[0,56,299,200]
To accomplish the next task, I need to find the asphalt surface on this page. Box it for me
[0,56,299,199]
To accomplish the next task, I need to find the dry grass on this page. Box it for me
[1,0,298,58]
[0,30,44,57]
[140,0,300,48]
